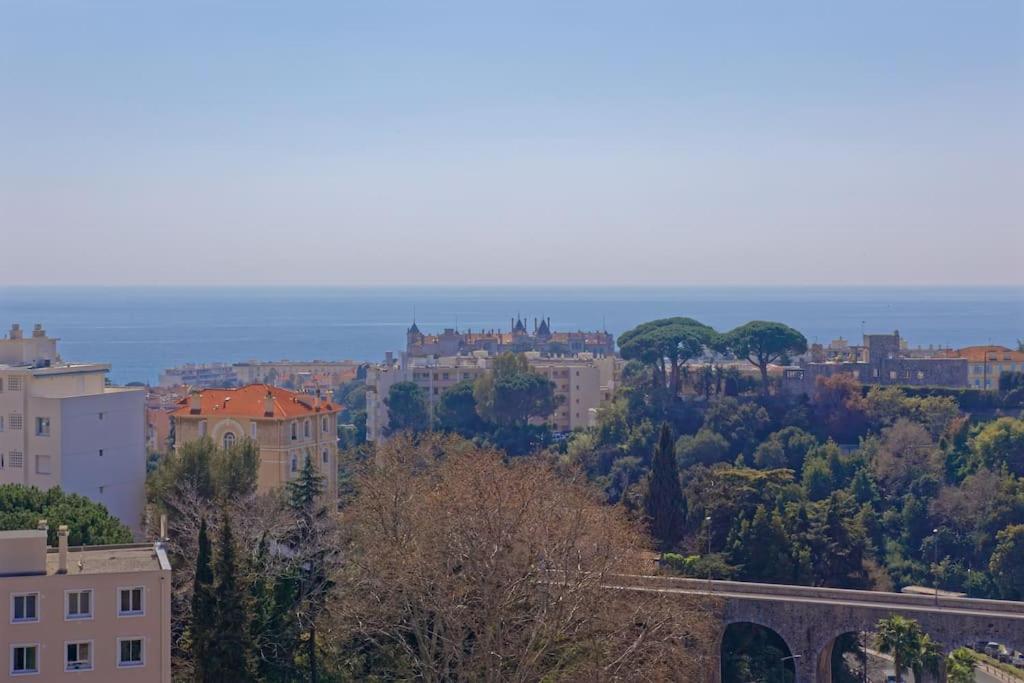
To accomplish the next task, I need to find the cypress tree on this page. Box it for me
[644,422,686,551]
[190,517,215,682]
[209,513,251,682]
[286,454,329,683]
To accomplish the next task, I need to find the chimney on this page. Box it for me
[10,323,22,340]
[32,323,45,338]
[264,390,274,417]
[189,390,202,414]
[159,514,167,541]
[37,519,48,534]
[57,525,69,574]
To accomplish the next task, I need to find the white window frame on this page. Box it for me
[10,643,39,676]
[322,448,329,465]
[64,640,94,672]
[10,593,39,624]
[322,416,329,433]
[117,586,145,617]
[116,637,145,668]
[304,420,311,438]
[34,417,50,437]
[250,422,257,438]
[64,589,93,621]
[223,432,236,449]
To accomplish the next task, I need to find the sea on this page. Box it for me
[0,286,1021,386]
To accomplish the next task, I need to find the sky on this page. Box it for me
[1,1,1021,287]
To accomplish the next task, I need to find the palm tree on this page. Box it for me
[911,634,944,683]
[873,614,931,683]
[946,647,977,683]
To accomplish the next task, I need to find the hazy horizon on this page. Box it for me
[2,1,1021,287]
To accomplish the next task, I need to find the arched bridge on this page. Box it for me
[610,575,1024,683]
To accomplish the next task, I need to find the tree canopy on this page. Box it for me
[618,317,717,396]
[724,320,808,393]
[384,380,430,435]
[0,484,132,545]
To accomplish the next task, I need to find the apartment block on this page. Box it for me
[0,324,146,535]
[365,352,621,442]
[0,525,171,682]
[169,384,339,499]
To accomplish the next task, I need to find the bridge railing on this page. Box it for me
[608,574,1024,616]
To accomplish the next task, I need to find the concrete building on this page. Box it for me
[169,384,339,499]
[406,316,615,358]
[159,360,363,390]
[0,324,146,534]
[365,352,621,442]
[785,331,968,393]
[0,524,171,682]
[941,345,1024,390]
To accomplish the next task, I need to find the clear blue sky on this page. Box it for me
[1,1,1021,286]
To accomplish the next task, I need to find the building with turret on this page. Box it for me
[405,316,614,358]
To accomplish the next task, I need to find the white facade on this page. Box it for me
[0,325,146,535]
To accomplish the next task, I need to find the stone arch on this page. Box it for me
[717,620,798,683]
[815,629,874,683]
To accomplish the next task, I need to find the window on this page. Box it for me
[11,644,38,675]
[322,449,329,464]
[250,422,258,439]
[198,420,207,437]
[290,453,298,473]
[917,371,925,380]
[119,587,144,616]
[34,455,51,475]
[66,641,93,671]
[291,422,298,440]
[223,432,236,449]
[889,371,897,380]
[117,638,144,667]
[0,416,4,431]
[7,376,22,391]
[0,378,3,392]
[9,451,23,469]
[98,449,103,457]
[11,594,38,623]
[321,416,329,433]
[304,420,311,438]
[97,412,104,421]
[9,414,23,431]
[35,417,50,437]
[66,590,92,620]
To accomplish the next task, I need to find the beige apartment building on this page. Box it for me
[0,525,171,682]
[0,324,146,534]
[942,345,1024,390]
[169,384,339,499]
[365,352,621,441]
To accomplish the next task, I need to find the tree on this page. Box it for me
[644,423,686,551]
[285,454,336,683]
[327,433,719,681]
[435,380,483,436]
[873,615,934,683]
[473,352,559,428]
[724,321,808,395]
[618,317,717,396]
[989,524,1024,599]
[728,505,794,583]
[947,647,976,683]
[190,517,216,681]
[971,417,1024,477]
[0,484,131,545]
[208,513,252,681]
[676,428,730,468]
[384,381,430,435]
[147,436,259,513]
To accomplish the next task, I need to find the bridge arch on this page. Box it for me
[718,620,798,683]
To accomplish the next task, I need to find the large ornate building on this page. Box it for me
[405,316,615,358]
[169,384,339,499]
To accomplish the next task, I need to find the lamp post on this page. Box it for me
[932,527,940,606]
[781,653,801,678]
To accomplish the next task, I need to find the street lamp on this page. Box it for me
[932,527,940,606]
[780,654,801,674]
[705,515,713,591]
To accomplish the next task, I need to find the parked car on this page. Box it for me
[1010,650,1024,669]
[984,642,1002,658]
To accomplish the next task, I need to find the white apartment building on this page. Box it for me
[0,324,146,534]
[0,524,171,682]
[365,351,621,441]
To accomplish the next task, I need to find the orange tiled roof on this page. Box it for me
[170,384,338,419]
[950,345,1024,362]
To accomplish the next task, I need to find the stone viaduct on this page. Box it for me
[611,575,1024,683]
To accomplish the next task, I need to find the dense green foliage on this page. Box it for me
[0,484,132,545]
[723,320,808,393]
[558,315,1024,601]
[873,615,942,683]
[644,423,686,550]
[383,380,430,435]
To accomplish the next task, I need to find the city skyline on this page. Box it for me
[2,1,1021,286]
